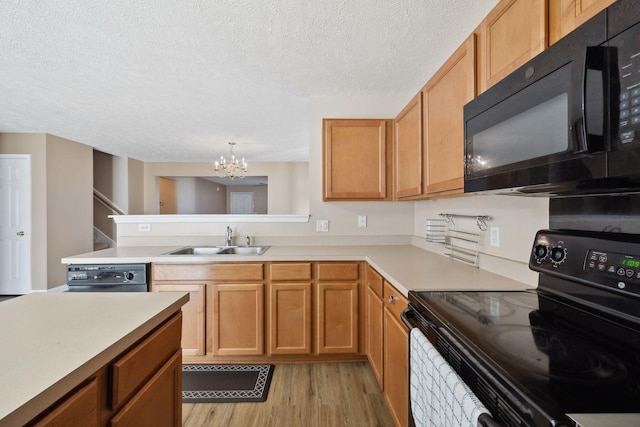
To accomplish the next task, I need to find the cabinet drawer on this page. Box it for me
[210,263,264,281]
[365,264,383,298]
[32,378,99,427]
[153,263,264,281]
[269,263,312,281]
[110,313,182,409]
[383,281,408,321]
[316,263,358,281]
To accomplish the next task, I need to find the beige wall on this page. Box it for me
[0,133,92,290]
[127,157,144,214]
[46,134,93,288]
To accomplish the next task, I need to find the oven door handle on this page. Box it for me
[401,307,421,329]
[478,413,504,427]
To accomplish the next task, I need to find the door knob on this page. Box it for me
[17,231,25,236]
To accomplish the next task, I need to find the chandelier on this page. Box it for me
[213,141,248,179]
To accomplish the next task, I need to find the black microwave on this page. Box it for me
[464,0,640,196]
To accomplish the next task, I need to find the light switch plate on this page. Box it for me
[357,215,367,228]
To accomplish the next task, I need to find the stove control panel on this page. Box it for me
[530,230,640,297]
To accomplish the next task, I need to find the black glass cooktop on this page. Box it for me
[409,289,640,419]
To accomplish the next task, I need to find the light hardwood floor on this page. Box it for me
[182,362,395,427]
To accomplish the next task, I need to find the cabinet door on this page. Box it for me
[423,34,475,196]
[383,308,409,427]
[153,283,206,356]
[395,92,423,199]
[268,282,312,355]
[366,286,384,389]
[210,283,264,356]
[109,351,182,427]
[323,119,392,200]
[476,0,547,93]
[316,282,358,354]
[549,0,614,44]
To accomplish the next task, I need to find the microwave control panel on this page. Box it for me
[612,22,640,146]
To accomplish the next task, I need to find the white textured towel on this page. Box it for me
[410,328,490,427]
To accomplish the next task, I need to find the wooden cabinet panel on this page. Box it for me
[268,282,312,354]
[269,262,311,281]
[210,283,264,356]
[32,378,99,427]
[109,351,182,427]
[316,282,359,354]
[384,308,409,427]
[366,264,384,299]
[549,0,614,44]
[383,281,408,320]
[152,262,263,282]
[476,0,547,93]
[395,93,423,199]
[111,313,182,409]
[323,119,393,200]
[316,262,359,281]
[423,34,476,196]
[153,283,206,356]
[366,286,384,389]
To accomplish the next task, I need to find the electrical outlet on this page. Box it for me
[490,227,500,247]
[138,224,151,232]
[357,215,367,228]
[316,219,329,232]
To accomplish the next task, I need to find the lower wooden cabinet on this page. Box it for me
[383,281,409,427]
[210,283,264,356]
[268,282,312,355]
[109,351,182,427]
[153,282,206,356]
[316,281,359,354]
[29,313,183,427]
[365,265,384,389]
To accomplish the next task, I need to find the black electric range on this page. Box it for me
[405,229,640,427]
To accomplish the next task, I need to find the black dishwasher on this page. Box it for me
[66,264,149,292]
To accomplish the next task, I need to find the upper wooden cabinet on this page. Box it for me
[422,34,476,196]
[549,0,615,44]
[395,93,423,199]
[323,119,394,201]
[476,0,547,94]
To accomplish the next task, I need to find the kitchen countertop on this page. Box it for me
[0,292,189,426]
[62,244,535,295]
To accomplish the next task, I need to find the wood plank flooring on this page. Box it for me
[182,362,395,427]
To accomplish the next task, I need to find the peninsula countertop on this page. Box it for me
[0,292,189,426]
[62,244,536,295]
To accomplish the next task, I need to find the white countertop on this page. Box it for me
[62,244,535,296]
[0,292,189,426]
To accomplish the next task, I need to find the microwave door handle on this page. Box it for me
[575,46,610,153]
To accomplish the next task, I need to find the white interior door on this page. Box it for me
[0,155,31,294]
[230,192,254,214]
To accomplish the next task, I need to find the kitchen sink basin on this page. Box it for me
[164,246,270,255]
[216,246,270,255]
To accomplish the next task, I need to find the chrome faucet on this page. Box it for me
[225,226,233,247]
[245,235,251,246]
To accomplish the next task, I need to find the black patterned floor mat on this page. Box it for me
[182,364,275,403]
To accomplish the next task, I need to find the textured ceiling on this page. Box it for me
[0,0,498,162]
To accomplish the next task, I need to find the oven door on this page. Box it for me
[402,307,504,427]
[464,12,610,195]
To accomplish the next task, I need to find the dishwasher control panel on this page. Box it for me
[67,263,148,285]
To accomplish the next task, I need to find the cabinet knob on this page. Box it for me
[388,295,396,304]
[16,231,25,236]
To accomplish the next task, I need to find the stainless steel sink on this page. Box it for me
[164,246,270,255]
[166,246,223,255]
[216,246,270,255]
